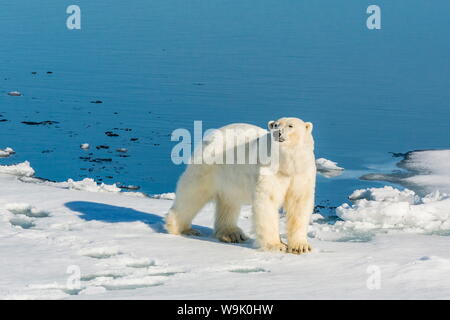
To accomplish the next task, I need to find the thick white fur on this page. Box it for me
[165,117,316,254]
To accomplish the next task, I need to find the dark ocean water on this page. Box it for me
[1,1,449,210]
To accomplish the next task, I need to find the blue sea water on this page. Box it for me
[0,1,449,210]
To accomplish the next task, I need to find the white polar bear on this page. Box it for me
[165,117,316,254]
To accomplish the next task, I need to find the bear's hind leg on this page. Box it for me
[166,194,211,236]
[214,196,247,243]
[165,168,213,236]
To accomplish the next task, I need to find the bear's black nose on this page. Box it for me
[272,130,284,142]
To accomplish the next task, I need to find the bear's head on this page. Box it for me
[268,117,314,149]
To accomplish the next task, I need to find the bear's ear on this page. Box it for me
[305,122,313,133]
[268,120,275,130]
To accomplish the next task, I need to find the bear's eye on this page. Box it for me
[288,124,294,128]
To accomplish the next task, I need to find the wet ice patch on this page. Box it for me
[20,266,173,298]
[78,286,107,295]
[81,271,127,281]
[5,203,50,217]
[9,216,35,229]
[229,267,268,273]
[99,276,165,291]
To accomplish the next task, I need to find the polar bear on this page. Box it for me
[165,117,316,254]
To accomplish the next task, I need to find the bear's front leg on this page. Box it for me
[252,191,286,252]
[284,183,314,254]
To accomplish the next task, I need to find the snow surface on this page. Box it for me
[65,178,122,193]
[1,155,450,299]
[336,186,450,234]
[150,193,176,200]
[0,161,35,177]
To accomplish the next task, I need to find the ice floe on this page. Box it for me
[316,158,344,178]
[0,147,15,158]
[362,149,450,194]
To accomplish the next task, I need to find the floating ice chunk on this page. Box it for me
[316,158,344,171]
[316,158,344,178]
[80,143,90,150]
[0,161,35,177]
[8,91,22,96]
[0,147,15,158]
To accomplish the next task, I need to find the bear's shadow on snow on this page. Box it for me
[65,201,167,232]
[64,201,255,248]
